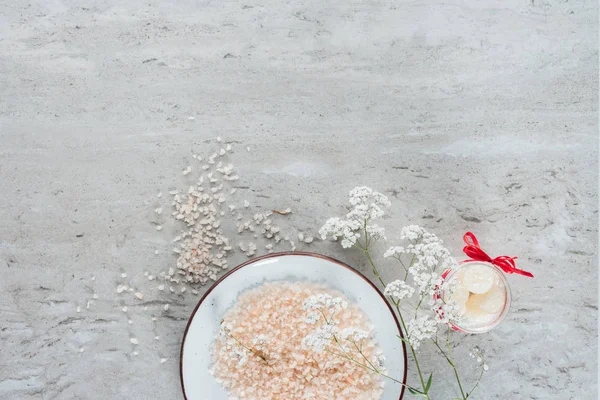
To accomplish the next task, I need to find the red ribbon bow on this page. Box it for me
[462,232,534,278]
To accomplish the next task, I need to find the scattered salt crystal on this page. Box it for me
[160,358,167,364]
[188,116,196,120]
[79,347,84,353]
[158,285,165,291]
[216,136,222,142]
[135,292,144,300]
[121,273,127,278]
[219,148,226,156]
[169,190,178,195]
[155,336,160,340]
[230,188,237,194]
[298,232,304,241]
[226,144,232,151]
[156,225,163,231]
[122,306,128,312]
[180,287,187,293]
[155,207,162,215]
[148,275,154,280]
[152,317,157,321]
[86,301,91,309]
[244,200,250,208]
[246,146,250,152]
[91,276,96,281]
[130,338,139,345]
[144,306,148,311]
[133,351,139,356]
[93,294,99,299]
[164,304,170,311]
[304,236,314,244]
[157,192,162,198]
[76,306,81,313]
[144,271,149,276]
[154,249,160,255]
[117,285,127,294]
[129,288,133,292]
[128,319,133,324]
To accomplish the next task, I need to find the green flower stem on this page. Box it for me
[360,240,430,399]
[432,338,465,399]
[229,334,268,363]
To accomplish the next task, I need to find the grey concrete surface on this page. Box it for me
[0,0,598,399]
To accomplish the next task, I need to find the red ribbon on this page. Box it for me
[462,232,534,278]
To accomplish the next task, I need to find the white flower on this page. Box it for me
[303,294,348,316]
[400,225,427,241]
[302,324,337,352]
[339,328,370,342]
[374,352,386,369]
[406,315,437,349]
[366,224,386,240]
[384,280,415,301]
[319,217,361,248]
[383,246,406,258]
[305,312,320,324]
[348,186,374,206]
[432,297,462,324]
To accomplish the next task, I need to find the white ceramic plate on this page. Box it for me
[180,252,407,400]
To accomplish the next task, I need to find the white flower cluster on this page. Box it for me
[470,346,489,371]
[319,186,390,248]
[338,328,370,342]
[303,294,348,317]
[319,217,361,248]
[385,226,457,299]
[384,280,415,301]
[432,297,462,324]
[301,324,337,353]
[406,316,437,349]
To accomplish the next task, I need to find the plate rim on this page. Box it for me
[179,251,408,400]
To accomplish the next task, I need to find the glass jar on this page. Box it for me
[442,261,512,334]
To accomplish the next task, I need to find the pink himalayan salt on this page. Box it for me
[211,282,384,400]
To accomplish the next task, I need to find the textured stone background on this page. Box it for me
[0,0,597,399]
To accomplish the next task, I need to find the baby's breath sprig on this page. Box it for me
[318,186,489,399]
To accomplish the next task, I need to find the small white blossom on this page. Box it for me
[407,316,437,349]
[305,312,320,325]
[319,217,361,248]
[383,246,406,258]
[303,294,348,316]
[301,324,337,352]
[366,224,386,241]
[384,280,415,301]
[432,297,462,324]
[400,225,428,241]
[339,328,369,342]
